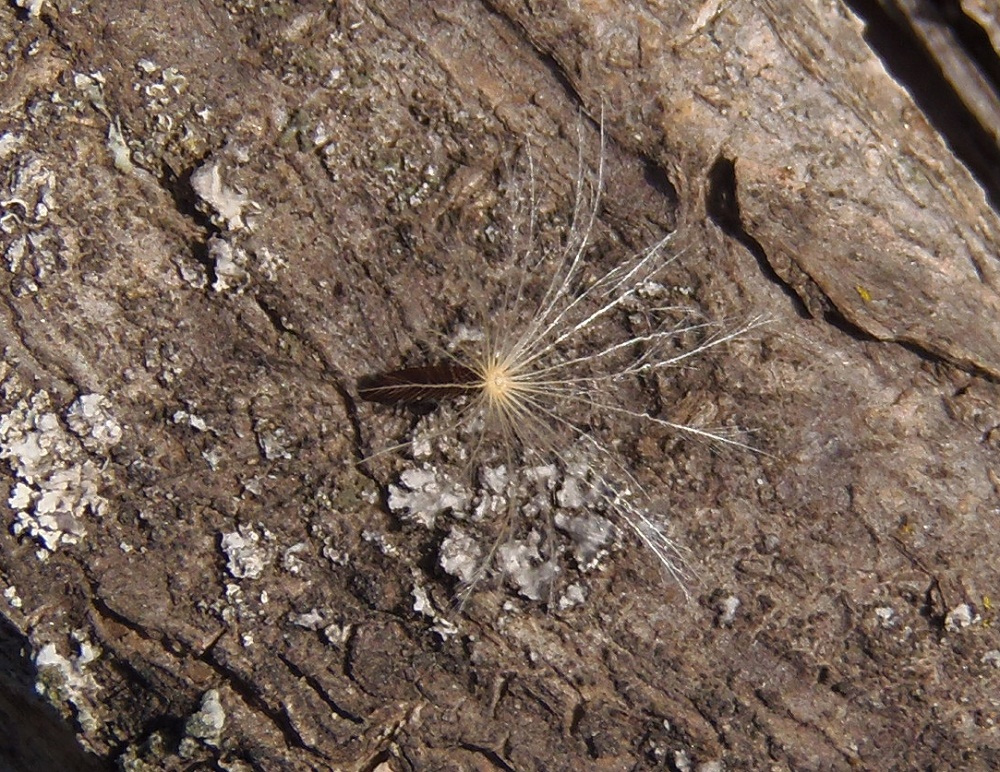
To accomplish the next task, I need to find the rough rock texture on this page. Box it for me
[2,0,1000,769]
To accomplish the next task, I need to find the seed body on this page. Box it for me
[357,364,479,405]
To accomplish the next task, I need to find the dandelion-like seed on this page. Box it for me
[358,117,764,601]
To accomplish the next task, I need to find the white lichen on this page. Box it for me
[207,236,249,294]
[220,526,269,579]
[715,594,740,626]
[0,132,25,163]
[945,603,980,633]
[65,393,123,451]
[438,527,481,584]
[388,466,469,528]
[289,608,325,630]
[34,632,102,734]
[411,580,458,639]
[190,159,250,231]
[1,155,55,234]
[874,606,895,628]
[171,409,209,432]
[282,542,309,574]
[557,582,587,610]
[3,585,22,609]
[361,529,399,557]
[553,512,613,570]
[107,117,133,173]
[14,0,46,19]
[496,531,559,601]
[1,391,120,556]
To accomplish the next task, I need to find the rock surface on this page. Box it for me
[1,1,999,769]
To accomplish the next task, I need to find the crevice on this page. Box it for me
[703,156,977,377]
[641,155,680,213]
[84,585,217,765]
[818,307,879,344]
[158,160,220,287]
[942,1,1000,91]
[108,710,187,770]
[568,700,585,736]
[87,591,159,643]
[842,0,1000,209]
[359,750,396,772]
[478,0,583,110]
[0,615,111,771]
[294,328,395,514]
[704,156,811,318]
[277,653,365,725]
[214,288,392,512]
[0,293,86,400]
[341,625,376,700]
[887,534,949,633]
[458,742,517,771]
[198,649,328,760]
[251,293,295,337]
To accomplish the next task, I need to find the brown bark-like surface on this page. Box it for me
[2,1,1000,769]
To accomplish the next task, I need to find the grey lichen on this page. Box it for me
[182,688,225,751]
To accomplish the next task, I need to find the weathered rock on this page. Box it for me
[1,1,999,769]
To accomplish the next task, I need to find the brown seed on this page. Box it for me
[357,364,480,406]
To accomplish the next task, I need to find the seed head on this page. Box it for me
[358,117,766,602]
